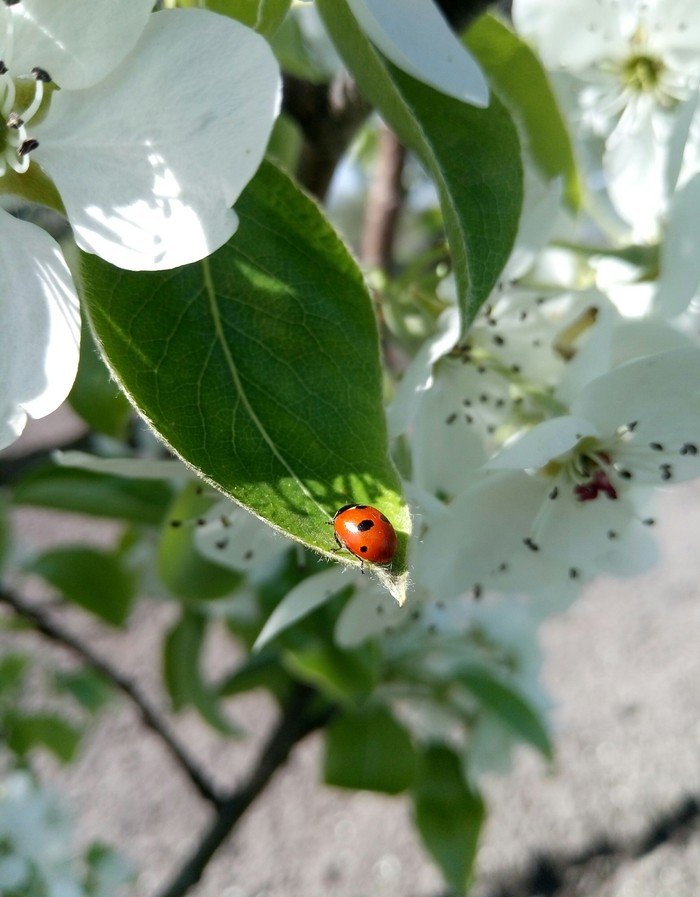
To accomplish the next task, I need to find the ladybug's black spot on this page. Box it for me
[360,545,368,553]
[380,514,390,523]
[357,519,375,532]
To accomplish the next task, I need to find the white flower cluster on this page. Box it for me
[0,0,280,450]
[0,770,132,897]
[330,0,700,749]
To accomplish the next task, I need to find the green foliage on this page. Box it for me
[412,745,485,895]
[317,0,523,334]
[12,465,172,525]
[163,610,241,733]
[456,664,553,759]
[158,484,243,601]
[68,319,132,438]
[54,669,113,716]
[283,641,378,705]
[466,15,581,209]
[81,162,409,597]
[199,0,291,36]
[0,653,28,696]
[25,547,135,627]
[4,710,82,763]
[324,703,417,794]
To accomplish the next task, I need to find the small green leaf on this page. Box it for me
[81,161,409,600]
[253,568,349,650]
[271,8,338,82]
[68,318,132,438]
[317,0,523,332]
[217,650,292,699]
[466,15,581,209]
[412,745,485,895]
[456,664,552,759]
[25,547,135,627]
[324,704,417,794]
[0,653,28,696]
[12,465,172,525]
[203,0,290,36]
[158,484,243,601]
[54,669,112,715]
[4,711,82,763]
[283,642,378,705]
[163,611,240,734]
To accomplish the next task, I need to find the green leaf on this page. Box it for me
[283,642,378,705]
[271,7,338,82]
[0,498,10,575]
[4,711,82,763]
[68,317,132,438]
[466,15,581,209]
[317,0,523,332]
[324,703,416,794]
[81,161,409,602]
[217,649,291,699]
[253,568,349,650]
[412,745,485,895]
[456,664,552,759]
[25,547,135,627]
[158,483,243,601]
[0,653,28,696]
[163,611,240,734]
[12,465,172,525]
[54,669,112,715]
[202,0,290,36]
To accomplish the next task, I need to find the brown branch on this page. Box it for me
[360,125,407,272]
[155,684,332,897]
[283,72,372,200]
[0,586,220,807]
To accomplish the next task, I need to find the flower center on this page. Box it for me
[621,53,664,94]
[545,433,629,503]
[0,62,49,177]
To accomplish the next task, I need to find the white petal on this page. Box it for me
[0,211,80,450]
[488,416,599,470]
[254,568,349,650]
[195,501,287,572]
[35,9,280,271]
[55,452,190,480]
[346,0,488,107]
[655,174,700,317]
[604,98,672,240]
[6,0,153,89]
[414,470,561,598]
[643,0,700,64]
[572,347,700,435]
[505,170,563,281]
[512,0,628,70]
[536,484,659,578]
[411,363,488,496]
[387,305,459,437]
[335,580,403,647]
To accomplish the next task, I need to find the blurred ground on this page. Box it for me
[3,407,700,897]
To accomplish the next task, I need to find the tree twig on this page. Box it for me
[283,71,372,200]
[361,125,407,272]
[155,684,332,897]
[0,586,220,807]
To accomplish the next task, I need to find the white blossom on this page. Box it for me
[346,0,488,107]
[513,0,700,237]
[0,1,280,449]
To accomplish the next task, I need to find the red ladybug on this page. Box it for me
[332,504,397,566]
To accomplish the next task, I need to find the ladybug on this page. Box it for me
[332,504,397,567]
